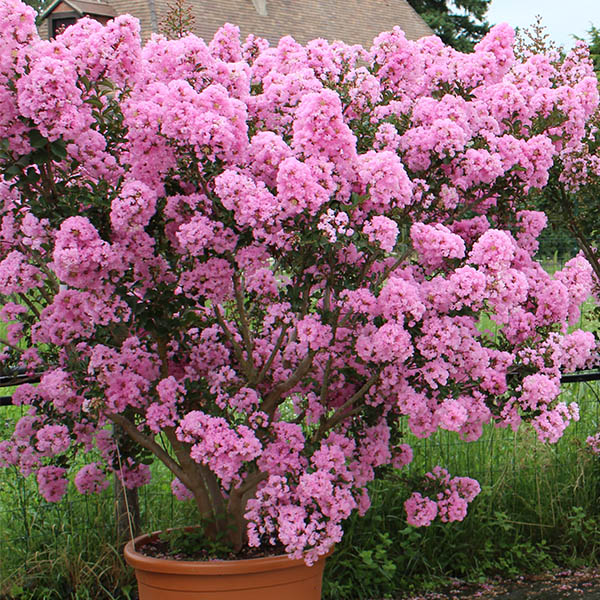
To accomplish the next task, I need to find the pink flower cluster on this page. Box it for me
[177,411,262,490]
[404,467,481,527]
[74,463,109,495]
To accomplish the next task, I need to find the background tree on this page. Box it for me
[579,25,600,78]
[405,0,491,52]
[23,0,46,12]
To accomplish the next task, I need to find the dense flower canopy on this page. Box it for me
[0,0,598,563]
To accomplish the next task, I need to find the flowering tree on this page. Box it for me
[0,0,598,564]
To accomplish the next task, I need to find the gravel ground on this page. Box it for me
[401,567,600,599]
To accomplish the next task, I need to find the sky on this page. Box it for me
[486,0,599,49]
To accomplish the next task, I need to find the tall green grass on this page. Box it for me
[323,381,600,599]
[3,381,600,599]
[0,455,201,599]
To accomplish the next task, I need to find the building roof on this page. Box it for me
[182,0,433,48]
[39,0,116,20]
[39,0,433,47]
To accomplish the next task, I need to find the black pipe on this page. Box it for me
[0,369,600,409]
[560,371,600,383]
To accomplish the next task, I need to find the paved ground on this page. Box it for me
[402,567,600,599]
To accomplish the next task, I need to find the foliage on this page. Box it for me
[0,0,598,568]
[405,0,491,51]
[512,15,563,60]
[576,25,600,78]
[22,0,45,12]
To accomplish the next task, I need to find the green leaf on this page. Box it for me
[86,96,104,109]
[28,128,48,149]
[50,140,68,161]
[4,164,21,178]
[25,167,40,184]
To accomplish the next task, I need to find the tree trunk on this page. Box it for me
[114,472,141,545]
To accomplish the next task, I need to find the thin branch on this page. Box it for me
[254,323,289,385]
[319,355,333,405]
[17,292,41,319]
[35,160,59,205]
[154,334,170,379]
[106,413,188,486]
[375,246,414,288]
[213,305,254,379]
[323,282,332,315]
[35,264,61,296]
[315,371,381,440]
[262,351,315,416]
[318,296,340,405]
[35,284,55,306]
[196,169,216,202]
[300,275,312,318]
[232,271,255,367]
[0,337,24,353]
[15,242,60,297]
[557,185,600,284]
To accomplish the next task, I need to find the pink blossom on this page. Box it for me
[53,217,118,289]
[178,411,262,490]
[37,466,68,502]
[116,459,151,490]
[36,424,70,456]
[405,493,438,527]
[74,463,109,494]
[362,216,399,252]
[0,251,43,294]
[111,179,158,235]
[411,223,466,270]
[469,229,516,271]
[171,478,194,501]
[358,151,412,210]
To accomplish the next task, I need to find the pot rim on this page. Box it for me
[124,529,330,575]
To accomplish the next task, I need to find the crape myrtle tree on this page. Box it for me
[406,0,491,52]
[0,0,598,563]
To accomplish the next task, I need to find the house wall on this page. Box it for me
[38,17,49,39]
[109,0,155,38]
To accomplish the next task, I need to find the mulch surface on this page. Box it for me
[402,567,600,599]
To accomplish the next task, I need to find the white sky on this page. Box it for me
[486,0,599,49]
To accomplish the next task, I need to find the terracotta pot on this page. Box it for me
[124,531,330,600]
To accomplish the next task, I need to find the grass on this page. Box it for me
[3,382,600,599]
[0,457,201,599]
[323,380,600,599]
